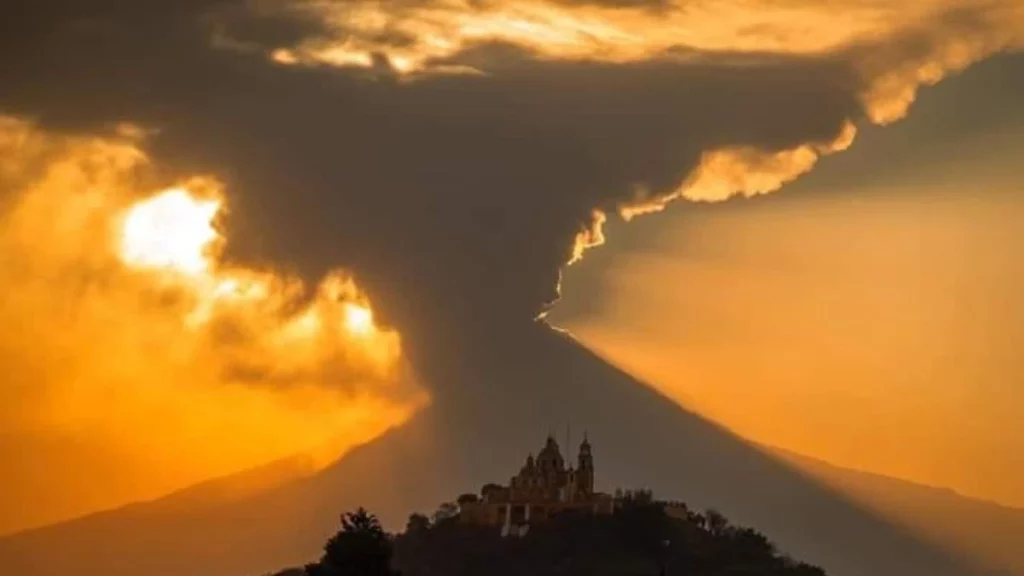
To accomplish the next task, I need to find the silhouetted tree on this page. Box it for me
[305,508,398,576]
[705,508,730,537]
[390,496,828,576]
[618,488,655,507]
[687,510,707,529]
[405,513,431,535]
[432,502,459,525]
[287,497,827,576]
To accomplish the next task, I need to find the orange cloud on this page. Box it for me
[0,116,427,533]
[241,1,1024,118]
[255,0,986,71]
[569,209,607,265]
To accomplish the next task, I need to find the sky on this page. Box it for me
[551,52,1024,509]
[0,121,424,532]
[556,190,1024,507]
[1,0,1023,543]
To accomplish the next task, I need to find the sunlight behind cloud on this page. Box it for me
[260,0,918,71]
[120,187,222,275]
[0,116,427,534]
[343,302,375,337]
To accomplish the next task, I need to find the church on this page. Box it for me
[458,434,616,536]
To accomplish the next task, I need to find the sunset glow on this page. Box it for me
[344,302,375,337]
[119,187,221,275]
[0,117,426,533]
[3,1,1024,574]
[553,186,1024,573]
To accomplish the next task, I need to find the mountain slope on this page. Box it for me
[0,327,1011,576]
[773,449,1024,576]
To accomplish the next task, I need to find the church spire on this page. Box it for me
[577,432,594,494]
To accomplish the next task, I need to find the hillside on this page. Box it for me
[0,329,1015,576]
[289,500,827,576]
[4,424,1020,576]
[396,506,824,576]
[772,449,1024,576]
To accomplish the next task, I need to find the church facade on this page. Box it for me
[458,434,615,536]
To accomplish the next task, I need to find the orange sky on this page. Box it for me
[555,187,1024,509]
[2,0,1023,547]
[0,118,426,534]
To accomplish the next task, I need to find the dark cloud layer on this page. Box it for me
[0,1,870,394]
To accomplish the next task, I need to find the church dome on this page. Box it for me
[537,435,565,470]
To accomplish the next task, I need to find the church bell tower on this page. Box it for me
[577,434,594,495]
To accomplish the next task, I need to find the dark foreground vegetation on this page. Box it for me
[274,495,827,576]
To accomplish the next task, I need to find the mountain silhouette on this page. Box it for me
[771,449,1024,576]
[0,325,1012,576]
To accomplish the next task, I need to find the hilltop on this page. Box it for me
[283,495,827,576]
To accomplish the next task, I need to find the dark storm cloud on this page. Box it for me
[0,0,986,395]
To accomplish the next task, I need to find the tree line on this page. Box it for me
[276,493,827,576]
